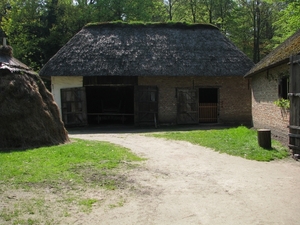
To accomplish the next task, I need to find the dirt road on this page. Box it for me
[68,130,300,225]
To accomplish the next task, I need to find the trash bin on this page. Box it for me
[257,129,271,149]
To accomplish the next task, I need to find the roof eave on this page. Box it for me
[244,58,289,78]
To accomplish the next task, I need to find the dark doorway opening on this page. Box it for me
[85,86,134,125]
[199,88,218,123]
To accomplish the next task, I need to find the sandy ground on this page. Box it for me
[1,127,300,225]
[65,128,300,225]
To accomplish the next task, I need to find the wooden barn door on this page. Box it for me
[177,88,199,124]
[135,86,158,127]
[289,55,300,157]
[61,87,87,126]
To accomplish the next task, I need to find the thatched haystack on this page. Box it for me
[0,45,69,150]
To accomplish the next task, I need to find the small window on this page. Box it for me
[278,77,289,99]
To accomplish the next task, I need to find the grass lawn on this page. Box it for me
[150,126,289,161]
[0,139,144,189]
[0,139,144,224]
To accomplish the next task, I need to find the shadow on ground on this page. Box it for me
[67,124,235,135]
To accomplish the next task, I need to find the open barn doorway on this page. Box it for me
[85,86,134,125]
[199,88,218,123]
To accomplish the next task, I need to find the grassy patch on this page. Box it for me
[78,198,98,213]
[0,139,144,224]
[151,126,289,161]
[0,139,143,189]
[0,197,55,225]
[108,198,125,209]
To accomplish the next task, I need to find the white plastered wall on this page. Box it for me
[51,76,83,117]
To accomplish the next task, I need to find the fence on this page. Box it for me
[199,103,218,123]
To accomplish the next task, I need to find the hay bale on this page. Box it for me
[0,52,69,150]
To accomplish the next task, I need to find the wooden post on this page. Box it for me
[289,55,300,158]
[258,129,271,149]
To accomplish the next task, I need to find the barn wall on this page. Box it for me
[51,76,83,117]
[251,64,289,143]
[138,76,251,125]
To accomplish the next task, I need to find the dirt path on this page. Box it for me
[68,131,300,225]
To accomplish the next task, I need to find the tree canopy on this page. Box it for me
[0,0,299,70]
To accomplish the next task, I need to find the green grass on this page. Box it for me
[108,198,125,209]
[78,198,98,213]
[151,126,289,161]
[0,139,143,188]
[0,139,144,224]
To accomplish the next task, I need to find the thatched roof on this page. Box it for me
[0,45,35,75]
[0,46,69,150]
[40,22,254,77]
[245,29,300,77]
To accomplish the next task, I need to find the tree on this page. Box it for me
[0,1,10,42]
[1,0,48,69]
[189,0,198,22]
[43,0,92,62]
[1,0,93,69]
[125,0,166,22]
[0,1,10,25]
[93,0,126,21]
[226,0,280,63]
[163,0,187,21]
[273,0,300,45]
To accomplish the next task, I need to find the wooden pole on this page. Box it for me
[257,129,271,149]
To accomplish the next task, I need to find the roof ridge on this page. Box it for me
[84,21,219,30]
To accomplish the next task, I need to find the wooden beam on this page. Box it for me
[288,93,300,97]
[289,125,300,130]
[289,144,300,150]
[289,133,300,138]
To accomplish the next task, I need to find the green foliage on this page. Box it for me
[226,1,253,59]
[1,0,93,70]
[0,139,143,188]
[151,126,289,161]
[93,0,163,22]
[78,198,98,213]
[274,98,290,109]
[272,1,300,45]
[1,0,46,69]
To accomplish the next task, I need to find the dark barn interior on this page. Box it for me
[199,88,218,103]
[199,88,219,123]
[85,86,134,125]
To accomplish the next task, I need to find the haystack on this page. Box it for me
[0,45,69,150]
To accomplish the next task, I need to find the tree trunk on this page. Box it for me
[253,0,260,63]
[190,0,196,23]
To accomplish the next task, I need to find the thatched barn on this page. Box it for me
[0,45,69,149]
[245,29,300,143]
[40,22,254,127]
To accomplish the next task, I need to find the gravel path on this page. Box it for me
[68,130,300,225]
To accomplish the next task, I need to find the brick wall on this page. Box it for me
[250,65,289,143]
[138,76,251,125]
